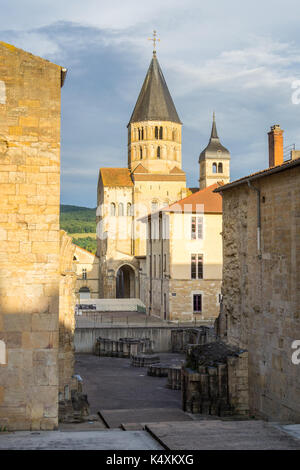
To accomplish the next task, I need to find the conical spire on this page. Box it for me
[199,113,230,162]
[128,55,181,126]
[210,111,218,139]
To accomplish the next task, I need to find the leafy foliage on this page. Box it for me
[72,237,97,254]
[60,205,97,254]
[60,205,96,234]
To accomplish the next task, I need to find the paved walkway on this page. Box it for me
[1,352,299,450]
[146,420,300,450]
[75,353,184,413]
[0,430,163,450]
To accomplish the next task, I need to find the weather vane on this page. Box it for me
[148,30,160,55]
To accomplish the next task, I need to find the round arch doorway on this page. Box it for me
[116,265,136,298]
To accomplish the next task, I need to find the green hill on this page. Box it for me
[60,205,97,254]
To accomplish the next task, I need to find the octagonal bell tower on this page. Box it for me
[199,113,230,189]
[127,51,182,174]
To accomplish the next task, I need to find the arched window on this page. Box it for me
[212,162,217,173]
[141,128,144,140]
[140,146,143,159]
[118,203,124,216]
[159,126,163,139]
[218,162,223,173]
[157,146,161,159]
[155,126,159,139]
[172,129,177,141]
[110,203,116,216]
[127,203,132,216]
[138,128,141,140]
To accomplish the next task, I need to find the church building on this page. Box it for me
[97,48,230,320]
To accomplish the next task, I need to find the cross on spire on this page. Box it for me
[148,30,160,56]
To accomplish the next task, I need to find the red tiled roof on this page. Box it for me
[100,168,134,187]
[165,182,223,213]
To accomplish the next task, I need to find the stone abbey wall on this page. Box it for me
[0,42,66,430]
[219,168,300,422]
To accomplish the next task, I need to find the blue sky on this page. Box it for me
[2,0,300,207]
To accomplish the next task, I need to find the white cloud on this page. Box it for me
[2,1,300,205]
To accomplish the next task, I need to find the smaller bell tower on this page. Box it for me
[199,113,230,189]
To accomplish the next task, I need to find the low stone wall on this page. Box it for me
[75,326,179,353]
[182,341,249,417]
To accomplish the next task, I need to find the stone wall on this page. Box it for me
[171,326,216,352]
[218,167,300,422]
[0,42,64,430]
[59,231,77,400]
[169,279,222,322]
[182,341,249,416]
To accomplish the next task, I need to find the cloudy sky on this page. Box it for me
[2,0,300,207]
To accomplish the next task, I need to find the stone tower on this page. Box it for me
[97,50,187,299]
[127,51,182,174]
[199,113,230,189]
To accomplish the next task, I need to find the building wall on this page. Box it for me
[170,212,222,280]
[59,231,77,399]
[133,179,187,257]
[219,167,300,422]
[145,212,222,321]
[97,173,187,299]
[73,245,99,299]
[169,279,222,322]
[0,43,63,430]
[97,183,135,298]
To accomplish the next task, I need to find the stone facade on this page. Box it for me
[97,54,188,301]
[0,42,76,431]
[59,231,77,401]
[142,189,223,321]
[96,53,230,325]
[217,162,300,422]
[73,244,99,300]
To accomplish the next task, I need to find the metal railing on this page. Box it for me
[283,143,295,161]
[75,311,214,329]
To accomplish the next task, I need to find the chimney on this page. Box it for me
[268,124,284,167]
